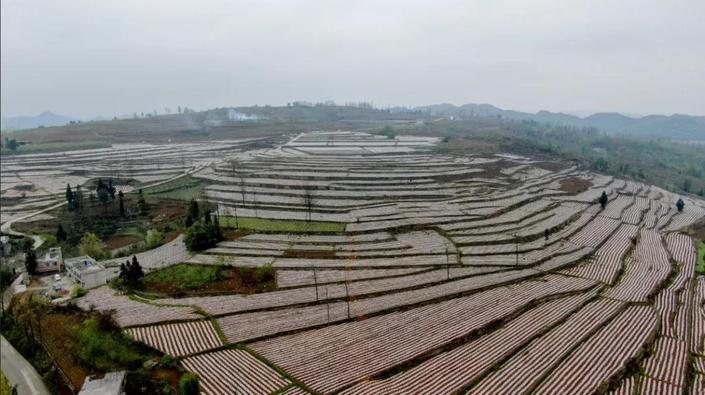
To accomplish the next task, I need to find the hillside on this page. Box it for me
[1,111,77,131]
[417,103,705,140]
[4,104,704,198]
[3,106,418,145]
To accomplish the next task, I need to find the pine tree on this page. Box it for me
[108,179,116,200]
[74,185,83,211]
[25,248,38,275]
[188,199,200,221]
[56,224,67,241]
[65,184,74,206]
[118,190,125,216]
[128,256,144,287]
[138,189,148,214]
[119,262,129,283]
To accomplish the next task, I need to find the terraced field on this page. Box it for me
[18,131,705,394]
[0,138,268,225]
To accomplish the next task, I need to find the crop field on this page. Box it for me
[9,131,705,394]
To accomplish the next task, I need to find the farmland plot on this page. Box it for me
[126,320,222,356]
[181,349,290,395]
[21,131,704,394]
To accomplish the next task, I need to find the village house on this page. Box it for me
[37,247,63,273]
[64,256,108,289]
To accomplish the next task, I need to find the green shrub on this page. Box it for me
[145,229,164,249]
[255,263,275,283]
[73,317,144,370]
[71,286,87,298]
[78,232,109,260]
[143,264,222,289]
[159,354,176,368]
[179,373,199,395]
[184,221,223,251]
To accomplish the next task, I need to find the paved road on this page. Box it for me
[1,336,51,395]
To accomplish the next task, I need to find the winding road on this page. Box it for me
[1,336,51,395]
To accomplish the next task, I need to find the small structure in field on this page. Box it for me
[65,256,107,289]
[37,247,63,273]
[78,371,126,395]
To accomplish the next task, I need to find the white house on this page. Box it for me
[65,256,107,289]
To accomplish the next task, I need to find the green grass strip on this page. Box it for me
[221,216,345,233]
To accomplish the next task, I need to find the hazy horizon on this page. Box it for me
[2,0,704,119]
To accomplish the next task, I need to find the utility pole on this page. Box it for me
[313,266,319,302]
[445,246,450,280]
[325,287,330,323]
[233,203,239,229]
[344,280,350,319]
[514,233,519,266]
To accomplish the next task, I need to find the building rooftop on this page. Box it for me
[79,371,126,395]
[65,256,105,273]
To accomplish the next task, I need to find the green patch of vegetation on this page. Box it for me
[71,286,87,298]
[222,216,345,233]
[73,316,146,371]
[15,190,187,259]
[143,264,223,289]
[238,263,275,285]
[375,125,396,139]
[697,240,705,275]
[1,140,111,155]
[1,371,14,395]
[143,176,206,201]
[404,118,705,197]
[179,373,199,395]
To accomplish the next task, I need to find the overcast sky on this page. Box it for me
[2,0,704,119]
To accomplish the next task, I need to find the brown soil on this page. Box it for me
[534,161,570,172]
[559,177,593,194]
[40,313,89,390]
[472,159,514,179]
[282,249,337,258]
[150,368,182,390]
[105,234,141,250]
[142,268,276,297]
[224,229,250,240]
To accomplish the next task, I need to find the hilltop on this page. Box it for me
[417,103,705,140]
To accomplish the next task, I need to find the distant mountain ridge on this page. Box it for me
[416,103,705,140]
[1,111,77,131]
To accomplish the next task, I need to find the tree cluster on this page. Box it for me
[95,179,117,206]
[3,137,18,151]
[65,184,85,211]
[24,244,37,275]
[184,201,224,251]
[78,232,109,260]
[119,256,144,289]
[137,189,148,214]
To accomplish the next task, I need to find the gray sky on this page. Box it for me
[2,0,704,118]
